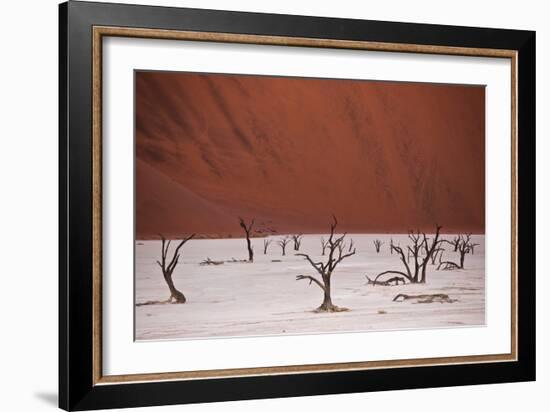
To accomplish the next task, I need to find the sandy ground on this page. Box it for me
[135,234,485,340]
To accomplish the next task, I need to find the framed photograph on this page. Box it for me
[59,1,535,410]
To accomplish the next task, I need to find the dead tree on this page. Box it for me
[321,237,329,256]
[348,238,355,252]
[278,237,290,256]
[227,257,248,263]
[337,239,346,256]
[438,234,477,270]
[200,257,224,266]
[373,225,442,284]
[430,246,445,265]
[457,234,477,269]
[263,238,272,254]
[407,248,413,263]
[442,236,461,252]
[291,234,304,251]
[469,241,480,255]
[393,293,457,304]
[390,238,394,254]
[437,260,461,271]
[373,239,384,253]
[296,216,356,312]
[238,217,254,262]
[365,275,405,287]
[156,234,195,303]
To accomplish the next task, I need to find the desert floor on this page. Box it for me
[135,234,485,340]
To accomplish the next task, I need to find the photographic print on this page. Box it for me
[134,71,485,341]
[60,4,534,408]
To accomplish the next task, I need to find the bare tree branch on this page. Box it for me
[320,237,329,256]
[153,233,195,304]
[373,270,411,284]
[295,216,354,312]
[381,225,442,284]
[296,275,326,291]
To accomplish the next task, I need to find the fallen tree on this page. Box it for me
[393,293,457,304]
[200,257,224,266]
[365,275,405,286]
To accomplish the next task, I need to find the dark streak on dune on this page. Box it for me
[204,76,254,153]
[135,71,485,238]
[200,149,222,178]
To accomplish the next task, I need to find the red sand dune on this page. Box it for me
[135,72,485,238]
[136,159,238,237]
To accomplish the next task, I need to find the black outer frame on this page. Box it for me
[59,1,535,410]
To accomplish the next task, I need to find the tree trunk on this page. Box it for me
[318,288,334,311]
[317,280,334,312]
[246,237,253,262]
[460,253,465,269]
[420,264,428,283]
[164,274,186,303]
[316,276,340,312]
[239,218,255,262]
